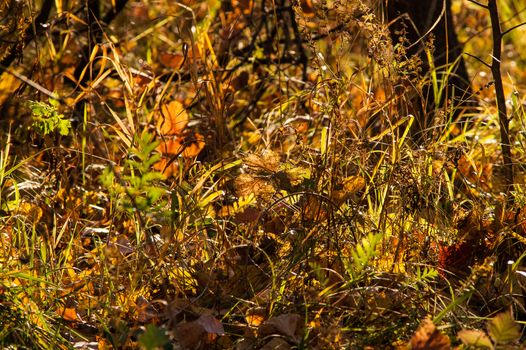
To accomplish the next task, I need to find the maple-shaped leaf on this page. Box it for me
[409,318,451,350]
[457,329,493,349]
[156,100,188,136]
[487,311,521,344]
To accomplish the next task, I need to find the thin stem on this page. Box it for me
[488,0,515,195]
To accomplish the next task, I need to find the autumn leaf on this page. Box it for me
[300,0,316,17]
[235,173,275,199]
[409,318,451,350]
[342,175,366,194]
[58,307,79,322]
[457,329,493,349]
[487,311,521,344]
[156,100,189,136]
[159,51,186,69]
[246,307,266,327]
[258,314,302,342]
[244,150,281,173]
[231,0,254,15]
[181,132,206,158]
[175,314,224,349]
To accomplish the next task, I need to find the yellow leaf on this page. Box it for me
[59,307,78,322]
[457,329,493,349]
[0,71,23,106]
[488,311,521,344]
[342,175,366,194]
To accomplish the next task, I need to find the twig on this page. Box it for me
[0,63,63,102]
[463,52,491,69]
[502,21,526,37]
[487,0,515,195]
[467,0,488,9]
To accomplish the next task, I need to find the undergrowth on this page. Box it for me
[1,0,526,349]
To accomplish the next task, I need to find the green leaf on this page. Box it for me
[457,329,493,349]
[138,324,169,350]
[487,311,521,344]
[350,232,382,277]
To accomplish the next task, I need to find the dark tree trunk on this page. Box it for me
[387,0,474,140]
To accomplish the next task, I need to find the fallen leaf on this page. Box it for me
[260,337,292,350]
[342,175,366,194]
[487,311,521,344]
[156,100,188,136]
[409,318,451,350]
[457,329,493,349]
[259,313,302,341]
[59,307,79,322]
[175,314,224,349]
[159,51,186,69]
[246,307,266,327]
[196,314,225,335]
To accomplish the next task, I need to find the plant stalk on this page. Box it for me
[488,0,515,195]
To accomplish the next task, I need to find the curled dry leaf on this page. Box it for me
[409,318,451,350]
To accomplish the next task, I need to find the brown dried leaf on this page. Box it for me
[196,314,225,335]
[260,338,292,350]
[342,175,366,194]
[259,314,302,341]
[409,318,451,350]
[175,314,224,349]
[235,173,275,199]
[244,150,280,173]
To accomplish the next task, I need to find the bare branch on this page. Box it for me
[464,52,491,69]
[502,21,526,36]
[467,0,488,9]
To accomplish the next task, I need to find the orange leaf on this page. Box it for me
[410,318,451,350]
[59,307,78,322]
[300,0,315,17]
[181,132,205,158]
[157,139,184,155]
[159,52,185,69]
[156,101,188,136]
[153,157,178,177]
[231,0,254,15]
